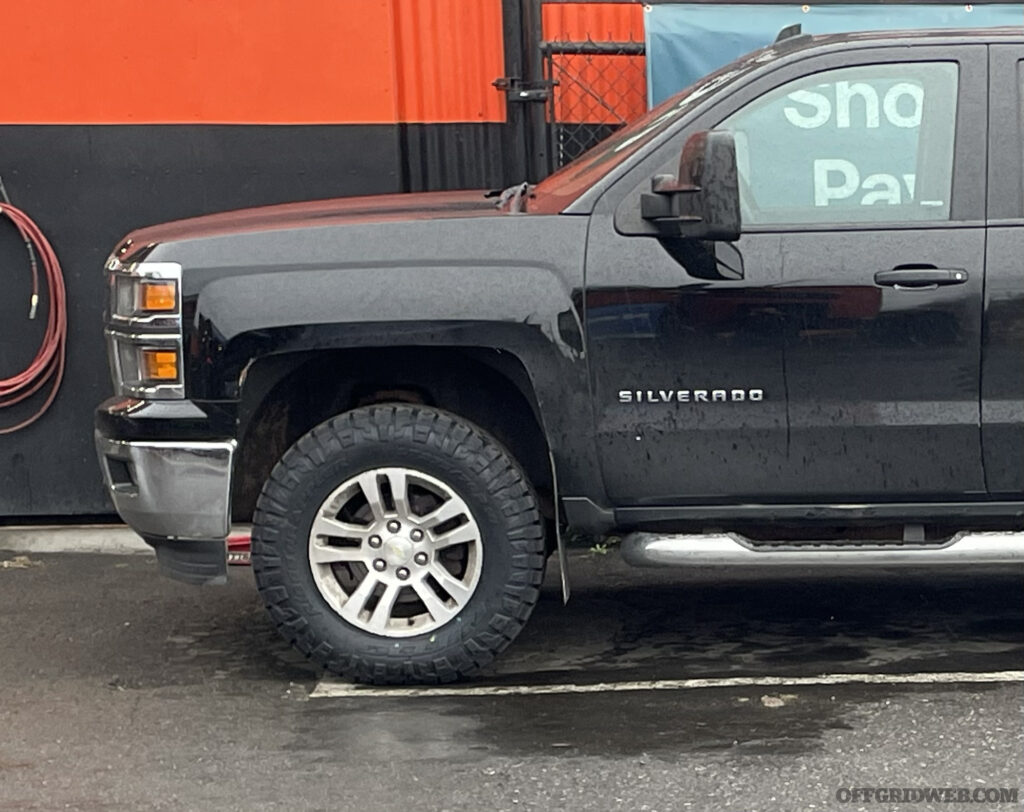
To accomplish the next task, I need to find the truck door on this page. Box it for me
[585,44,988,504]
[983,45,1024,497]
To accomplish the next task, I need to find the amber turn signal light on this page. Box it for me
[141,349,179,381]
[139,281,177,311]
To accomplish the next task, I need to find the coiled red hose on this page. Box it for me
[0,203,67,434]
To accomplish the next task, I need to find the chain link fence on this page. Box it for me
[542,37,646,169]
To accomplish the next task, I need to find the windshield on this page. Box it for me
[530,46,778,212]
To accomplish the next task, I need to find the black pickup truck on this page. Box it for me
[96,27,1024,684]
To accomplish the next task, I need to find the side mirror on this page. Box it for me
[640,130,741,241]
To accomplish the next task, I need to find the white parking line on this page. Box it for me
[310,669,1024,699]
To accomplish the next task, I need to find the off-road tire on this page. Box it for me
[251,404,546,684]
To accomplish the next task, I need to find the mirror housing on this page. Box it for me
[640,130,741,241]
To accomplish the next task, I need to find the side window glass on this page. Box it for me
[719,62,958,227]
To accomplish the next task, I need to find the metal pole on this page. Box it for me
[499,0,530,185]
[521,0,550,181]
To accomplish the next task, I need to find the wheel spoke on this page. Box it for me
[420,498,467,530]
[308,465,485,639]
[429,564,474,606]
[431,522,479,550]
[366,583,402,634]
[357,472,387,523]
[311,515,368,541]
[339,573,379,625]
[411,578,456,625]
[387,468,411,519]
[309,541,365,565]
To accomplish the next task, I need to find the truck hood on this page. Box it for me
[118,190,503,260]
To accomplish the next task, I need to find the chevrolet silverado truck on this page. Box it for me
[95,28,1024,684]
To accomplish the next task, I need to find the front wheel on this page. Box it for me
[251,404,546,684]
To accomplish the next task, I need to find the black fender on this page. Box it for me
[185,259,605,503]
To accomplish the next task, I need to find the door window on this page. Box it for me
[719,62,958,226]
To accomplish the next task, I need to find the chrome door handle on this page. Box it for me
[874,269,968,288]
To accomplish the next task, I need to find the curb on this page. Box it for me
[0,525,254,556]
[0,525,151,555]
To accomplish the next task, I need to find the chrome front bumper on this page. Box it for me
[95,434,236,541]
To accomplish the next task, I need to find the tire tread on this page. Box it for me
[251,404,546,685]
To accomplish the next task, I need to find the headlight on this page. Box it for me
[112,276,178,316]
[104,261,184,399]
[107,260,181,322]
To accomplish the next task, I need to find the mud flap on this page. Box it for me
[145,537,228,586]
[549,451,570,604]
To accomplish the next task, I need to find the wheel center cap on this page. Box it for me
[382,536,413,566]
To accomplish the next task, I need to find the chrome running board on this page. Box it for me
[621,532,1024,568]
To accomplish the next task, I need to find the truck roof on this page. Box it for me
[781,25,1024,50]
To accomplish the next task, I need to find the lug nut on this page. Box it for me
[387,520,401,533]
[413,552,428,566]
[410,529,424,542]
[372,559,387,572]
[368,535,382,548]
[396,567,410,580]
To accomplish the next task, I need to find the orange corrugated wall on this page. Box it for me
[542,2,647,125]
[393,0,506,123]
[543,1,645,41]
[0,0,505,124]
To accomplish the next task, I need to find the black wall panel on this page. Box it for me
[399,123,512,192]
[0,124,403,518]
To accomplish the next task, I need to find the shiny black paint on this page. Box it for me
[983,46,1024,496]
[94,398,236,441]
[981,230,1024,494]
[120,195,603,498]
[586,221,987,503]
[98,30,1024,531]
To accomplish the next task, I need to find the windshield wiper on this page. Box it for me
[485,182,532,213]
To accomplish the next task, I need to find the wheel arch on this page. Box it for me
[232,345,555,523]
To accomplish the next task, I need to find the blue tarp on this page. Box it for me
[645,4,1023,106]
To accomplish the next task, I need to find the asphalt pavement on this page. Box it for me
[0,546,1021,812]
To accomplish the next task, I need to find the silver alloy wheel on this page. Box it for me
[307,467,483,638]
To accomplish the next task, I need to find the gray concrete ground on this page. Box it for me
[0,524,149,555]
[0,545,1021,812]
